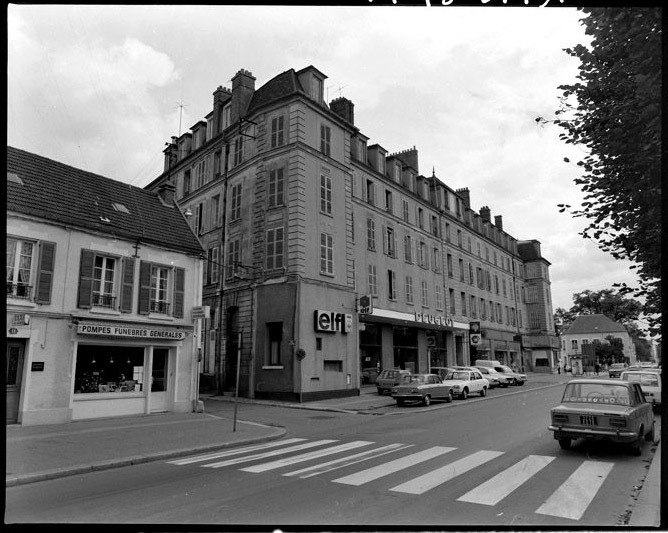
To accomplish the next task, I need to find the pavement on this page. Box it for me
[5,371,661,527]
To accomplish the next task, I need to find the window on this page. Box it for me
[405,276,414,304]
[402,199,410,222]
[582,339,589,345]
[470,295,477,318]
[365,180,375,205]
[270,115,285,148]
[571,339,578,350]
[268,168,285,207]
[457,229,463,247]
[367,218,376,251]
[93,256,116,307]
[503,278,507,297]
[432,248,440,272]
[489,301,495,322]
[494,274,500,294]
[150,266,170,313]
[6,238,34,299]
[384,227,396,258]
[74,345,145,394]
[449,288,456,314]
[183,170,191,197]
[404,235,413,263]
[368,264,378,296]
[468,263,474,285]
[211,195,221,228]
[320,174,332,214]
[447,254,453,278]
[477,267,484,289]
[195,202,204,234]
[320,124,331,156]
[480,297,486,319]
[435,285,443,310]
[222,104,231,131]
[266,322,283,366]
[431,215,439,237]
[388,270,397,300]
[445,223,451,242]
[207,246,219,284]
[459,259,465,282]
[421,280,429,308]
[230,183,242,221]
[266,228,285,270]
[324,360,343,372]
[233,137,244,166]
[461,292,467,316]
[226,239,240,278]
[196,159,208,188]
[419,242,429,269]
[320,233,334,274]
[497,303,503,324]
[385,190,393,214]
[138,261,185,317]
[417,208,424,229]
[214,150,222,176]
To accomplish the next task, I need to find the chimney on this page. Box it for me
[329,97,354,125]
[157,181,176,206]
[480,206,491,224]
[457,187,471,210]
[230,69,256,124]
[494,215,503,230]
[163,136,178,172]
[392,147,419,174]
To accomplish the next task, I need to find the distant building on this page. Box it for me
[145,65,560,401]
[560,314,637,367]
[7,147,204,425]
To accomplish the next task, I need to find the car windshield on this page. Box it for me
[610,364,626,369]
[405,375,428,384]
[446,372,469,381]
[562,382,631,406]
[497,366,512,373]
[624,374,659,386]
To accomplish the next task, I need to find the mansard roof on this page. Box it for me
[564,314,629,336]
[247,68,303,113]
[7,146,204,256]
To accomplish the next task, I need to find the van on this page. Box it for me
[474,360,501,368]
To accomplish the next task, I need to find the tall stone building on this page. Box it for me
[144,65,560,401]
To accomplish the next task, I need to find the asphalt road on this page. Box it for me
[5,384,659,527]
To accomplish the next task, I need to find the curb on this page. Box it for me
[629,438,661,527]
[6,426,287,488]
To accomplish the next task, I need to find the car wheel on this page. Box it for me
[396,399,405,407]
[517,380,524,386]
[480,387,487,397]
[422,395,432,406]
[558,438,571,450]
[628,427,644,456]
[511,379,517,386]
[460,388,468,400]
[502,383,509,388]
[446,390,453,403]
[645,421,656,442]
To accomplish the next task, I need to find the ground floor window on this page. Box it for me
[74,345,145,393]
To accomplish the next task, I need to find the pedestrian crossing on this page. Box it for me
[167,437,615,521]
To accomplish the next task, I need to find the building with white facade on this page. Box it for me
[7,147,204,425]
[144,65,560,402]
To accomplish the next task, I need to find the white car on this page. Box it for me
[475,366,511,388]
[443,369,490,399]
[621,370,661,410]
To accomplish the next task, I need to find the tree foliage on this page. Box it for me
[549,8,662,335]
[554,288,643,332]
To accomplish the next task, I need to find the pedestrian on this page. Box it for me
[557,365,561,375]
[595,362,600,376]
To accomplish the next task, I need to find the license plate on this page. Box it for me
[580,415,598,425]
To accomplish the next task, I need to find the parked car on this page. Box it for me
[474,366,510,388]
[376,369,411,395]
[429,367,455,381]
[621,370,662,411]
[608,362,628,378]
[443,369,489,399]
[361,367,380,385]
[548,378,655,455]
[391,373,453,406]
[494,365,527,386]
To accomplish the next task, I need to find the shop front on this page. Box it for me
[359,308,469,373]
[72,321,194,420]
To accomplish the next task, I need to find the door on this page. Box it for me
[6,342,25,423]
[150,348,170,412]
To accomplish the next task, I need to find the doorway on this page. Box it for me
[150,348,170,412]
[6,341,25,423]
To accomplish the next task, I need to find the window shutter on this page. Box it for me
[119,257,135,313]
[382,225,388,254]
[77,249,95,308]
[173,267,185,318]
[138,261,151,315]
[35,241,56,304]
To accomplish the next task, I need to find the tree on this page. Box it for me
[544,8,662,335]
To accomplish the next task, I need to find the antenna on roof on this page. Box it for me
[175,100,188,137]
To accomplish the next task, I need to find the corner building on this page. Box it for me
[145,65,560,402]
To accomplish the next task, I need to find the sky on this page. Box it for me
[7,4,645,325]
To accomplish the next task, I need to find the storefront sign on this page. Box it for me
[358,295,373,315]
[77,323,187,340]
[314,310,353,333]
[414,312,454,328]
[192,306,210,320]
[31,362,45,372]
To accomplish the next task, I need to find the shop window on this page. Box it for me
[74,345,145,394]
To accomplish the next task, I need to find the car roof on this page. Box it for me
[566,378,632,386]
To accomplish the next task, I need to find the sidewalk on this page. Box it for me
[5,371,660,526]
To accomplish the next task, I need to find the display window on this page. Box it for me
[74,344,145,394]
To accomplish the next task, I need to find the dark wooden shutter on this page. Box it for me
[173,267,185,318]
[119,257,135,313]
[77,249,95,309]
[35,241,56,304]
[138,261,151,315]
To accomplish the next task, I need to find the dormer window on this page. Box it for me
[312,76,323,103]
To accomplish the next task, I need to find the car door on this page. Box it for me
[474,371,485,391]
[430,375,445,398]
[633,383,653,429]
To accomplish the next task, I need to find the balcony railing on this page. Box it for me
[7,282,32,300]
[150,300,170,314]
[93,293,116,308]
